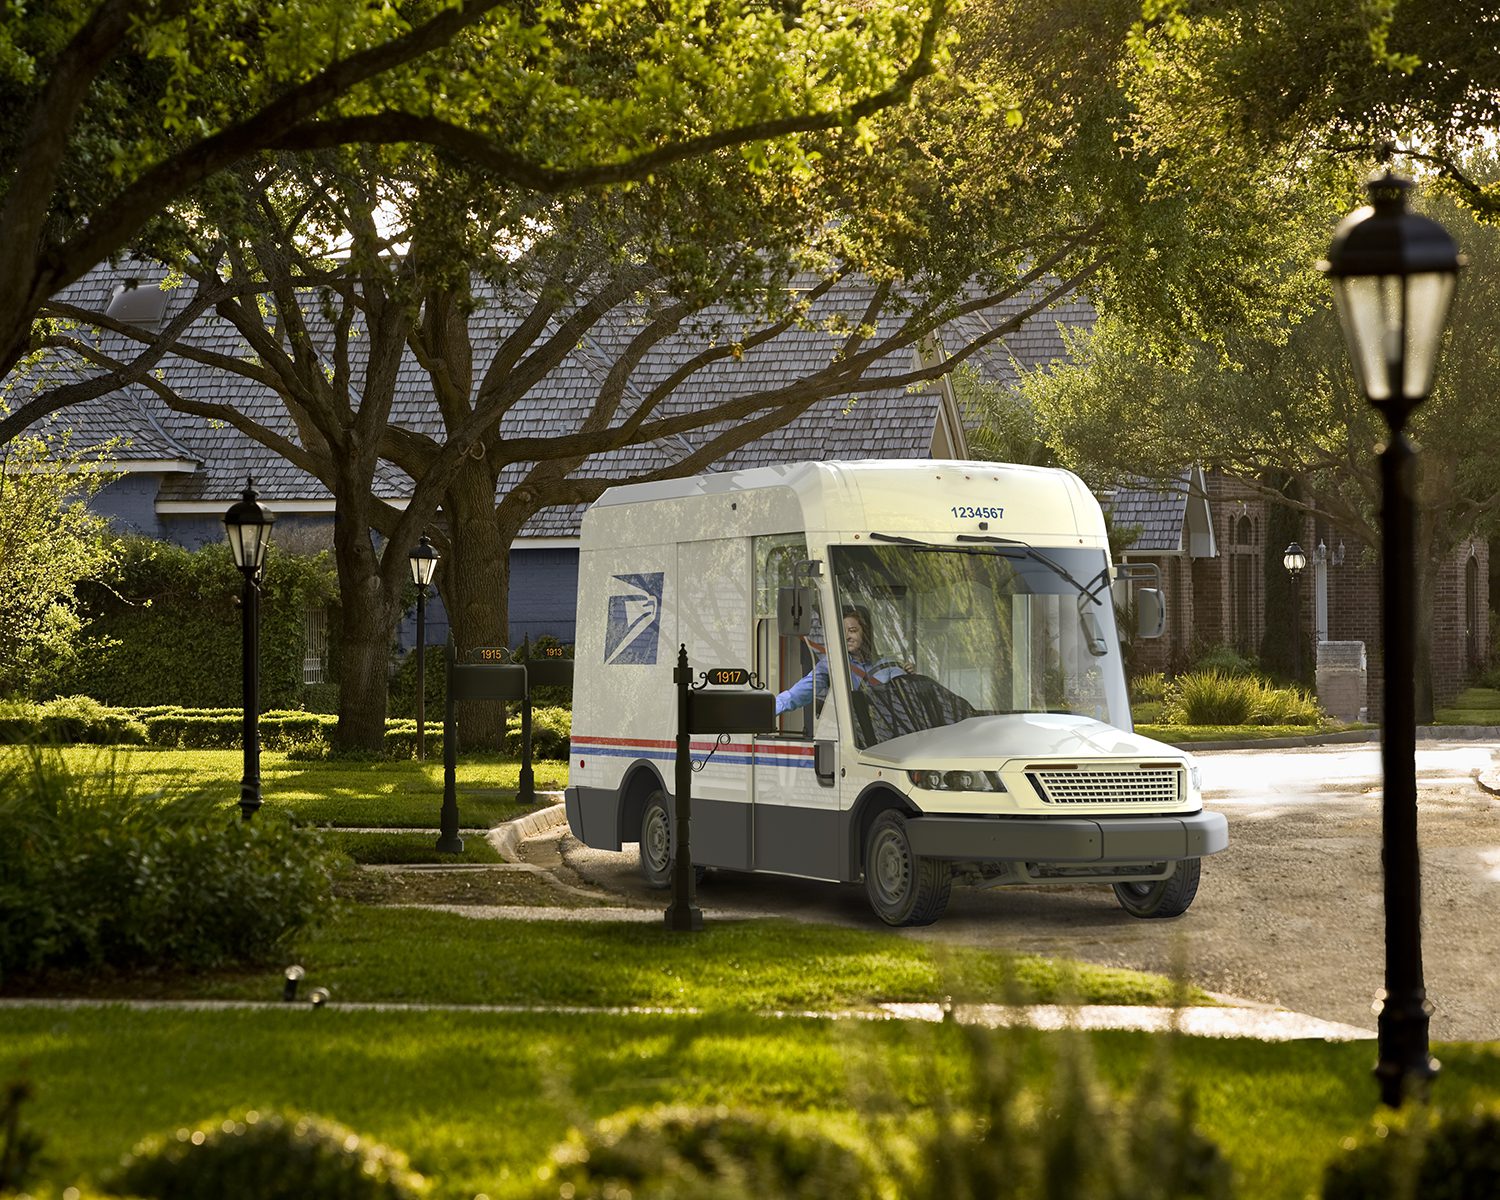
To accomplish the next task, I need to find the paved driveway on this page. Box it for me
[553,741,1500,1041]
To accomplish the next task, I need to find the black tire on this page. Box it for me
[639,790,674,888]
[1113,858,1201,918]
[863,809,951,926]
[638,789,707,889]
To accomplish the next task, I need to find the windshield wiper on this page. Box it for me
[868,531,1108,605]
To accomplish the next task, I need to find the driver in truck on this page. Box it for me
[774,605,905,715]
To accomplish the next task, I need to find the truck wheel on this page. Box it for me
[864,810,951,926]
[639,790,674,888]
[1113,858,1201,918]
[638,790,706,889]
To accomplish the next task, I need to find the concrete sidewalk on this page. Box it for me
[0,996,1374,1042]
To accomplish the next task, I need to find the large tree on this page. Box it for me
[0,0,946,410]
[1015,176,1500,715]
[28,0,1329,747]
[1128,0,1500,221]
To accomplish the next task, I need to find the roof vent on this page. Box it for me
[105,279,169,328]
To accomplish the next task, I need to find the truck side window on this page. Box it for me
[753,533,813,737]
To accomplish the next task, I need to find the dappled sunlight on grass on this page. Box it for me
[23,746,568,828]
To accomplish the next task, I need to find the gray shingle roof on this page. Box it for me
[1105,470,1199,554]
[25,263,1092,537]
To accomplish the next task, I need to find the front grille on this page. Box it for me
[1027,767,1182,805]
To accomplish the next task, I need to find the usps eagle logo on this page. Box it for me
[604,572,664,665]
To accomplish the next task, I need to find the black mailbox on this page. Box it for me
[449,663,527,703]
[689,691,776,735]
[523,658,575,688]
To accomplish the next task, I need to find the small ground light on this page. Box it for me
[283,965,304,1002]
[309,987,330,1007]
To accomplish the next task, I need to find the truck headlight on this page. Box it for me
[908,770,1005,793]
[1189,764,1202,793]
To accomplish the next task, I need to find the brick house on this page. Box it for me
[1110,470,1489,713]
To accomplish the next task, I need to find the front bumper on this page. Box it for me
[905,810,1227,863]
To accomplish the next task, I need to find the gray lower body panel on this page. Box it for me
[753,803,842,880]
[905,811,1228,863]
[566,785,622,851]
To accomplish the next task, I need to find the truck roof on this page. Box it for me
[583,459,1107,546]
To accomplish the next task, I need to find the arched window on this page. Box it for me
[1466,554,1480,666]
[1232,515,1255,652]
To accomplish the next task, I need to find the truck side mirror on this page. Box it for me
[1080,610,1109,656]
[1135,588,1166,639]
[777,585,819,638]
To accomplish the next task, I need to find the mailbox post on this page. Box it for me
[664,646,776,931]
[517,638,575,805]
[439,645,526,853]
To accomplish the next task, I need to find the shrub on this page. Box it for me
[506,706,571,760]
[1164,671,1257,725]
[1130,672,1171,703]
[1250,683,1324,726]
[1188,644,1259,678]
[107,1110,427,1200]
[0,697,147,745]
[0,749,336,982]
[1163,672,1324,728]
[1322,1102,1500,1200]
[536,1104,883,1200]
[903,1027,1232,1200]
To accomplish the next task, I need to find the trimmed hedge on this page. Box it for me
[58,538,335,710]
[0,697,147,745]
[0,698,571,761]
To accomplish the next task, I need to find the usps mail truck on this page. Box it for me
[564,460,1227,926]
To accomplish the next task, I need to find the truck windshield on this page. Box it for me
[829,541,1132,746]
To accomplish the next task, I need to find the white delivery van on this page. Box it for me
[564,460,1227,926]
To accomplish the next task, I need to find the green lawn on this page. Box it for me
[10,905,1203,1011]
[22,746,568,827]
[4,1006,1498,1200]
[1136,722,1369,743]
[1433,687,1500,725]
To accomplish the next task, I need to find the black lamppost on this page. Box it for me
[408,534,440,761]
[224,476,275,821]
[1319,166,1464,1108]
[1283,541,1307,681]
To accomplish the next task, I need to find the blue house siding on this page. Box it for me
[509,547,579,646]
[395,545,579,652]
[96,474,166,538]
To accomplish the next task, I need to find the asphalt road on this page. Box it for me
[552,741,1500,1041]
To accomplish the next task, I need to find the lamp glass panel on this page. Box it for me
[1401,271,1457,398]
[224,522,248,569]
[410,550,439,587]
[1330,274,1403,401]
[241,521,271,569]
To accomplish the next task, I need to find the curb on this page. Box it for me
[1180,726,1500,752]
[490,799,568,863]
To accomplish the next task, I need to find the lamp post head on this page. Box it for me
[1318,167,1464,407]
[409,533,440,589]
[1283,541,1307,577]
[223,476,275,574]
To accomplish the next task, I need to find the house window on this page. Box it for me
[1232,515,1255,653]
[1466,554,1480,666]
[303,608,328,684]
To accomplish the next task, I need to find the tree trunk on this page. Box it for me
[443,459,508,749]
[332,501,403,752]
